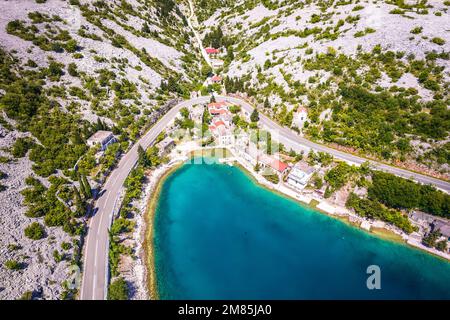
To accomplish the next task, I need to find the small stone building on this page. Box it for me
[87,131,116,151]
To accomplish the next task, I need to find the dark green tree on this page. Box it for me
[73,186,85,217]
[141,23,150,34]
[250,109,259,123]
[137,144,150,167]
[108,277,129,300]
[80,174,92,199]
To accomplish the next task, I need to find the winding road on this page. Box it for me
[79,97,205,300]
[80,94,450,300]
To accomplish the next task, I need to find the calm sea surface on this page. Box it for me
[153,161,450,299]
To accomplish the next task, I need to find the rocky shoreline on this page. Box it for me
[120,160,185,300]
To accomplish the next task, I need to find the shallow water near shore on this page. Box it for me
[153,160,450,299]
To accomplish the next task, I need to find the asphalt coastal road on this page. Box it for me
[80,95,450,300]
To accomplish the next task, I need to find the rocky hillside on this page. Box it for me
[198,0,450,178]
[0,0,200,299]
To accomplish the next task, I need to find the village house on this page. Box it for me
[207,75,222,85]
[287,161,315,190]
[208,101,233,124]
[205,47,220,56]
[433,220,450,240]
[86,130,117,151]
[259,154,289,176]
[293,107,308,129]
[240,142,259,166]
[409,211,450,240]
[156,136,175,157]
[208,101,229,112]
[211,75,222,83]
[209,120,234,145]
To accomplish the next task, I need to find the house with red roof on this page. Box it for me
[206,75,223,86]
[211,75,222,83]
[208,101,228,108]
[260,154,289,175]
[209,119,234,145]
[207,101,232,120]
[205,47,220,55]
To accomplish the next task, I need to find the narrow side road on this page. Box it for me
[187,0,212,68]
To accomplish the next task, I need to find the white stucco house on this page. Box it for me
[87,131,117,151]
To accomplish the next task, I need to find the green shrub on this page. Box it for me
[410,26,422,34]
[7,243,21,251]
[18,291,33,300]
[46,61,65,81]
[389,8,405,14]
[64,39,79,53]
[4,259,23,270]
[431,37,445,45]
[67,63,78,77]
[53,250,64,263]
[12,137,34,158]
[61,242,72,250]
[24,222,45,240]
[263,173,280,184]
[436,240,447,252]
[108,277,128,300]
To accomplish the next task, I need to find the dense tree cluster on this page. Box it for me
[324,162,356,193]
[346,193,416,233]
[6,18,79,53]
[203,26,234,48]
[154,0,176,19]
[224,76,249,94]
[195,0,235,22]
[369,171,450,218]
[21,176,85,235]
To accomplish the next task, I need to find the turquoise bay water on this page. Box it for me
[154,160,450,299]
